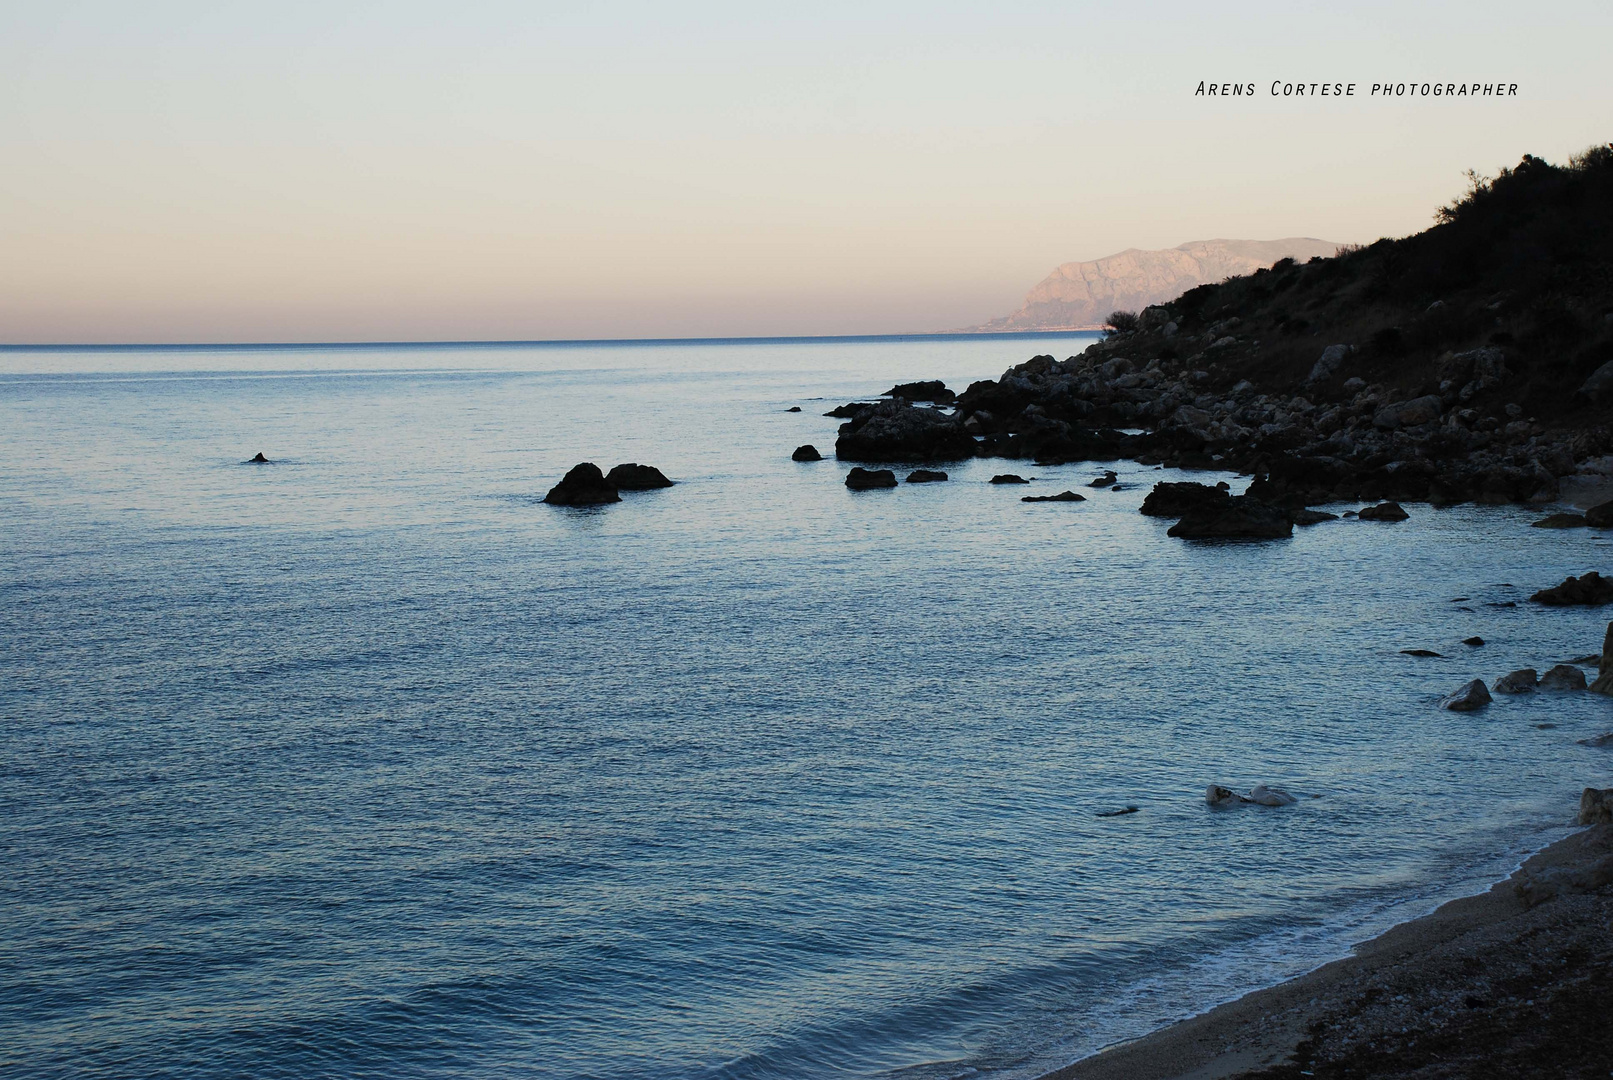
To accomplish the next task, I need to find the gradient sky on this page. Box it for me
[3,1,1610,344]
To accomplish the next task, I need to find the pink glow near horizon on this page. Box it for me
[2,1,1610,344]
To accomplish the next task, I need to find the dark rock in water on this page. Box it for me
[792,444,823,462]
[1585,500,1613,527]
[248,452,270,463]
[1569,653,1601,665]
[1291,508,1338,525]
[1441,679,1492,711]
[1590,624,1613,696]
[1089,471,1118,488]
[544,462,620,505]
[1401,649,1444,657]
[825,402,877,418]
[606,463,674,490]
[787,406,802,412]
[834,400,977,462]
[845,467,898,490]
[1452,597,1471,602]
[1140,481,1230,518]
[1485,601,1517,608]
[1493,668,1539,694]
[1463,636,1486,646]
[991,474,1031,484]
[1358,501,1410,521]
[1022,490,1086,503]
[1532,513,1587,529]
[1540,664,1588,691]
[1531,572,1613,606]
[884,380,955,403]
[1579,732,1613,747]
[1096,806,1140,817]
[906,469,948,483]
[1167,495,1292,539]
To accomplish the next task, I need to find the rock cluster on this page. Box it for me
[544,462,621,505]
[824,327,1602,504]
[845,467,898,490]
[1530,571,1613,606]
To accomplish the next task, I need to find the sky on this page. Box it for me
[2,0,1610,344]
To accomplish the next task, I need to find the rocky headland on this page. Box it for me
[833,146,1613,518]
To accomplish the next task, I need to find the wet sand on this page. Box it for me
[1046,815,1613,1080]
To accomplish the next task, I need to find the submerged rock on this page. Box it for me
[1167,496,1292,539]
[1023,490,1086,503]
[606,463,674,490]
[1089,471,1119,488]
[1247,784,1299,807]
[1140,480,1229,518]
[1358,501,1410,521]
[1291,508,1338,525]
[1493,668,1539,694]
[1531,572,1613,606]
[991,474,1030,484]
[1463,636,1486,646]
[1531,513,1587,529]
[1401,649,1445,658]
[787,406,802,412]
[1206,784,1298,807]
[1095,806,1140,817]
[1441,679,1493,711]
[1540,664,1588,691]
[1578,732,1613,747]
[792,444,823,462]
[248,452,270,464]
[845,467,898,490]
[543,462,620,505]
[906,469,948,483]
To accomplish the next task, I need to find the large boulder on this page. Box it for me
[1540,664,1588,691]
[1441,679,1492,711]
[1168,496,1292,539]
[1307,343,1351,383]
[1493,668,1539,694]
[1358,501,1410,521]
[835,400,977,462]
[1579,788,1613,825]
[884,380,954,403]
[543,462,621,505]
[991,474,1030,484]
[906,469,948,483]
[1586,499,1613,527]
[1532,513,1587,529]
[1140,481,1230,518]
[606,463,673,490]
[825,402,877,418]
[1373,394,1444,430]
[1578,360,1613,401]
[1531,572,1613,606]
[1022,491,1086,503]
[845,467,898,490]
[792,444,823,462]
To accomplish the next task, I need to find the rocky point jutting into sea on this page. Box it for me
[833,145,1613,524]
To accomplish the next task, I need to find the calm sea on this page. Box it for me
[3,335,1611,1079]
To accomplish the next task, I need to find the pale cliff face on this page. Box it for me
[980,238,1341,330]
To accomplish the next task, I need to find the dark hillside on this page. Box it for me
[1159,144,1613,418]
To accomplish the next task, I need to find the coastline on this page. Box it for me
[1044,815,1613,1080]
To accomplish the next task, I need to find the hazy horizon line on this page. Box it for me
[0,327,1105,353]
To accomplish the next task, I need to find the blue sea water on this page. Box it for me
[3,334,1612,1080]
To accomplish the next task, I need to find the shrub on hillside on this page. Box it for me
[1105,310,1140,335]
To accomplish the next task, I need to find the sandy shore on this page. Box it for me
[1046,812,1613,1080]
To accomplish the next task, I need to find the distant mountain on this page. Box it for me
[974,238,1343,331]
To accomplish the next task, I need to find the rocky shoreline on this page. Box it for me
[1047,797,1613,1080]
[827,330,1611,518]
